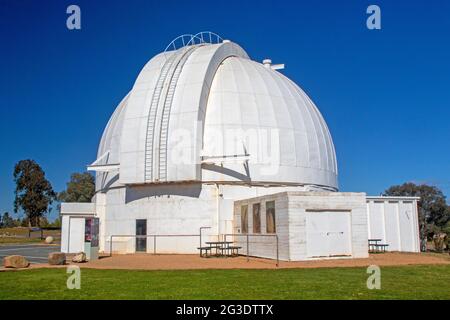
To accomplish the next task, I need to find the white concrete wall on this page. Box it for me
[102,183,216,254]
[63,181,421,258]
[366,197,420,252]
[234,192,368,261]
[287,192,368,260]
[61,215,69,253]
[234,193,289,260]
[60,202,95,214]
[99,182,312,254]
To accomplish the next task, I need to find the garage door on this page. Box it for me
[306,211,352,258]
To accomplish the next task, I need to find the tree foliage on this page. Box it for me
[383,182,450,249]
[1,212,17,228]
[13,159,56,227]
[58,172,95,203]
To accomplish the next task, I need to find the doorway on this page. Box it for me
[68,217,85,253]
[136,219,147,252]
[306,211,352,258]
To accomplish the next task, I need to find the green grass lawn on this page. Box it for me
[0,265,449,300]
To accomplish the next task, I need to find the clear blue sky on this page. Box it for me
[1,0,449,221]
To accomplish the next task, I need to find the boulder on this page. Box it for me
[48,252,66,265]
[4,255,30,268]
[433,233,448,252]
[72,252,87,263]
[45,236,54,244]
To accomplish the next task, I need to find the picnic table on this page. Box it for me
[368,239,389,253]
[197,241,241,258]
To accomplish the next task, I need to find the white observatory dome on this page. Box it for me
[95,33,338,191]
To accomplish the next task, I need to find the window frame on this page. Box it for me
[241,205,248,234]
[266,201,276,234]
[252,203,261,234]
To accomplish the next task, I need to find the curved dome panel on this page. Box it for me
[202,57,337,189]
[93,39,338,191]
[95,93,129,191]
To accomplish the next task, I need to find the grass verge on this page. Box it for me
[0,265,449,300]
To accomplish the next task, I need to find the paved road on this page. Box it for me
[0,244,60,264]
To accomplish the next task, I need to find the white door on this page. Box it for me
[68,218,85,253]
[306,211,352,258]
[368,202,385,241]
[384,202,400,251]
[398,202,415,252]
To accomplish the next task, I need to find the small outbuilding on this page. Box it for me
[366,196,420,252]
[233,192,369,261]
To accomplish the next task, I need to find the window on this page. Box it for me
[241,205,248,234]
[136,219,147,252]
[266,201,276,233]
[253,203,261,233]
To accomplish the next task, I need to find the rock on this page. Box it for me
[433,233,448,252]
[45,236,54,244]
[72,252,87,263]
[48,252,66,265]
[4,255,30,268]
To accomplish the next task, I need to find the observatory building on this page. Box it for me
[61,33,420,261]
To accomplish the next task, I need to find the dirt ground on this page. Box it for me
[24,252,450,271]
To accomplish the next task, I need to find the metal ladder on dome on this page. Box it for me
[158,46,197,181]
[144,53,178,182]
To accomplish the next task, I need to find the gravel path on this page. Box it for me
[25,252,450,271]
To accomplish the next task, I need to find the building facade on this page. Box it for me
[61,33,420,260]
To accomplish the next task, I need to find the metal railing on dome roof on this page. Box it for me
[164,31,224,53]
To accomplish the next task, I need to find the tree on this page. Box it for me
[1,212,17,228]
[50,217,62,228]
[13,160,56,227]
[383,182,450,251]
[58,172,95,203]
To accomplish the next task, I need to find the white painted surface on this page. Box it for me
[306,211,351,258]
[68,217,85,253]
[366,197,420,252]
[100,183,313,254]
[94,40,337,190]
[78,38,341,256]
[399,202,418,252]
[234,192,368,261]
[384,202,400,250]
[61,38,419,259]
[60,202,95,214]
[367,201,384,240]
[61,215,69,253]
[203,56,337,187]
[61,204,95,253]
[306,211,330,257]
